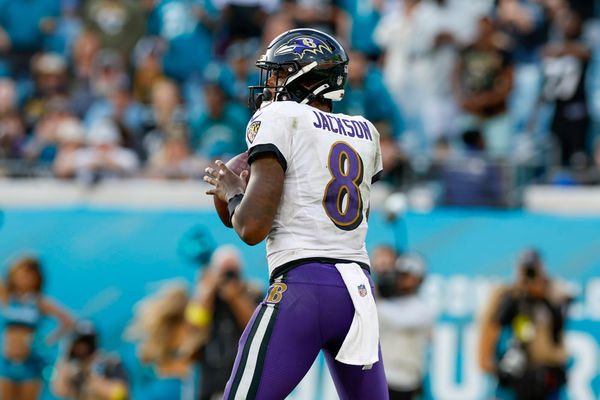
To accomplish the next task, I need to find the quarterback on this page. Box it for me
[204,28,388,399]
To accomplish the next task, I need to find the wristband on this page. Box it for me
[227,193,244,221]
[109,385,127,400]
[185,304,212,327]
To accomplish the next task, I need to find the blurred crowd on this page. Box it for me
[0,0,598,195]
[1,246,261,400]
[1,244,571,400]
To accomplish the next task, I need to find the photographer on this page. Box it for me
[478,249,571,400]
[375,249,434,400]
[185,245,262,400]
[51,321,129,400]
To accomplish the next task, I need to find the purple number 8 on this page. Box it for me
[322,141,364,231]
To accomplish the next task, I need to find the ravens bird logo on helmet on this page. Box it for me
[274,37,333,58]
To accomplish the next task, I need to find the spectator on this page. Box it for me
[496,0,549,64]
[69,31,102,118]
[375,121,406,187]
[496,0,549,132]
[0,78,17,115]
[142,79,187,157]
[83,0,146,61]
[22,53,70,131]
[127,285,203,400]
[45,0,84,58]
[53,117,86,178]
[71,31,101,86]
[336,50,402,134]
[24,95,74,165]
[213,0,276,50]
[371,244,400,287]
[0,112,27,165]
[376,251,434,400]
[132,37,167,105]
[592,141,600,183]
[84,74,146,158]
[282,0,344,37]
[222,40,261,103]
[0,79,26,163]
[261,12,295,45]
[0,256,74,400]
[52,321,129,400]
[541,7,591,168]
[185,245,263,400]
[146,130,206,179]
[564,0,595,20]
[373,0,424,126]
[478,248,572,400]
[453,16,514,158]
[338,0,382,58]
[248,11,294,105]
[87,50,128,102]
[408,0,482,145]
[73,119,140,182]
[0,0,60,78]
[374,0,468,154]
[190,80,249,160]
[147,0,215,82]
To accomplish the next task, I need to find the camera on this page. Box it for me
[519,249,541,281]
[523,262,538,280]
[223,269,239,282]
[68,322,97,362]
[377,270,400,298]
[376,254,427,298]
[65,321,98,393]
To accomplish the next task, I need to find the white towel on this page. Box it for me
[334,262,380,367]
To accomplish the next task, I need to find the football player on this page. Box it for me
[204,28,387,399]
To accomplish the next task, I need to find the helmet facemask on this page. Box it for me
[248,60,295,111]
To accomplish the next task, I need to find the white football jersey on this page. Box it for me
[245,101,383,278]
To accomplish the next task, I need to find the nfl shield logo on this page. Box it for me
[358,284,367,297]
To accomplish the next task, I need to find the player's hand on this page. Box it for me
[204,160,248,203]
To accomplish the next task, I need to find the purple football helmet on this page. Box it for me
[248,28,349,111]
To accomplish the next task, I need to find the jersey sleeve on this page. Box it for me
[245,104,291,172]
[370,121,383,184]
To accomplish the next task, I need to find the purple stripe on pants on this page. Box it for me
[223,262,389,400]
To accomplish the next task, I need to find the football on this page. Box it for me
[213,152,251,228]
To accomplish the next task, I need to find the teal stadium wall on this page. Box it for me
[0,207,599,400]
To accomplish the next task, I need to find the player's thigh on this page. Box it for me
[323,347,389,400]
[19,380,41,400]
[224,283,322,400]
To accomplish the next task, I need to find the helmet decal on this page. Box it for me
[274,36,333,58]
